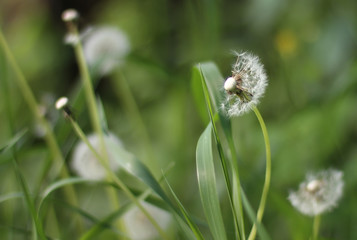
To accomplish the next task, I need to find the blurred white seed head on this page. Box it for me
[61,9,79,22]
[71,132,122,180]
[82,26,130,75]
[288,169,344,216]
[221,51,268,117]
[123,201,172,240]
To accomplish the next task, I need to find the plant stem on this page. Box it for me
[68,116,171,240]
[248,106,271,240]
[69,24,126,232]
[312,214,321,240]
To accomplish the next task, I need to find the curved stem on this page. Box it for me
[248,106,271,240]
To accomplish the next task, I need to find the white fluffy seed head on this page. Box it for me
[123,201,172,240]
[221,51,268,117]
[224,77,236,92]
[82,26,130,75]
[55,97,68,110]
[61,9,79,22]
[288,169,344,216]
[71,132,122,180]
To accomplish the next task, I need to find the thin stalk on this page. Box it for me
[312,215,321,240]
[68,116,171,240]
[248,106,271,240]
[0,29,83,231]
[68,22,125,232]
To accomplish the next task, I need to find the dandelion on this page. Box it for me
[288,169,344,216]
[71,132,122,180]
[82,26,130,75]
[123,201,172,240]
[221,51,268,117]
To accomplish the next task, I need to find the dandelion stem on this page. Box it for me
[68,116,171,240]
[312,214,321,240]
[0,29,83,232]
[68,23,128,233]
[248,106,271,240]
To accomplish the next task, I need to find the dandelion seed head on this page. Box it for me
[221,51,268,117]
[71,132,122,180]
[83,26,130,75]
[288,169,344,216]
[123,201,172,240]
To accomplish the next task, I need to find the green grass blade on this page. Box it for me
[106,140,172,207]
[241,190,271,240]
[0,129,28,154]
[196,122,227,240]
[0,192,23,204]
[38,177,90,216]
[197,63,242,239]
[164,176,204,240]
[12,158,46,239]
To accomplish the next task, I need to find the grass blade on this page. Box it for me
[196,122,227,240]
[241,190,271,240]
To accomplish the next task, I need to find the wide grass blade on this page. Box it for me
[194,63,243,239]
[196,122,227,240]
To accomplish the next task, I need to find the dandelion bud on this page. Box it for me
[224,77,237,93]
[221,51,268,117]
[288,169,344,216]
[55,97,69,110]
[61,9,79,22]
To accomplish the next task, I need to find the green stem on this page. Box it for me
[68,116,171,240]
[248,106,271,240]
[312,215,321,240]
[69,23,126,232]
[0,29,83,231]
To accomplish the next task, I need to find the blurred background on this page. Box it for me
[1,0,357,239]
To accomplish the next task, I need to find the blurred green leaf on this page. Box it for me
[196,122,227,240]
[0,192,23,204]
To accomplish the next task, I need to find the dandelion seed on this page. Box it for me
[288,169,344,216]
[71,132,122,180]
[123,201,172,240]
[82,26,130,75]
[221,51,268,117]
